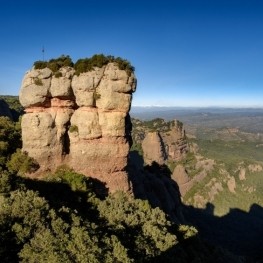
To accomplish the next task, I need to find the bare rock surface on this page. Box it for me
[134,119,188,166]
[172,165,192,196]
[238,168,246,181]
[227,176,236,193]
[142,132,166,165]
[19,62,136,192]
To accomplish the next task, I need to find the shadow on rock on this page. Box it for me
[182,202,263,262]
[128,150,263,262]
[128,150,184,223]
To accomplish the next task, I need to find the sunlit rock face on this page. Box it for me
[19,63,136,192]
[141,120,188,165]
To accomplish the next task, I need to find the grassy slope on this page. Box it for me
[183,138,263,216]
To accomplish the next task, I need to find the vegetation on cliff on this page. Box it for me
[33,54,135,76]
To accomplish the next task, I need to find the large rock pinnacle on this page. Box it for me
[19,61,136,192]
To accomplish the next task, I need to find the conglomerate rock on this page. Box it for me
[141,120,188,165]
[142,132,166,165]
[19,62,136,192]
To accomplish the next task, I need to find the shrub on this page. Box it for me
[34,77,43,86]
[93,92,101,101]
[69,125,78,133]
[7,149,39,176]
[33,61,47,69]
[33,54,135,77]
[33,55,74,73]
[0,116,21,168]
[0,171,12,194]
[51,166,89,192]
[74,54,135,76]
[54,71,63,78]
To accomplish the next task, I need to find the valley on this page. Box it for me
[1,96,262,261]
[131,106,263,260]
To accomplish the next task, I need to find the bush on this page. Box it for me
[33,61,47,69]
[51,166,89,192]
[93,92,101,101]
[34,55,74,73]
[34,77,43,86]
[74,54,135,76]
[0,116,21,169]
[33,54,135,77]
[54,71,63,78]
[7,149,39,176]
[69,125,78,133]
[0,171,12,194]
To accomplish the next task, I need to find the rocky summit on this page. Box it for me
[19,61,136,192]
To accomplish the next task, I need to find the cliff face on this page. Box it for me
[19,63,136,192]
[132,118,188,164]
[142,132,166,165]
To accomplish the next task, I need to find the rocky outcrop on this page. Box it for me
[172,165,191,196]
[142,132,166,164]
[172,156,215,197]
[134,119,188,165]
[128,155,184,223]
[161,120,188,161]
[19,62,136,192]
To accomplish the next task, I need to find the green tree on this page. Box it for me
[0,117,21,169]
[7,149,39,176]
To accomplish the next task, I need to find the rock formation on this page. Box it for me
[142,132,166,164]
[172,164,191,196]
[161,120,188,161]
[133,119,188,165]
[19,62,136,192]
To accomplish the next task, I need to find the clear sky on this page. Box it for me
[0,0,262,107]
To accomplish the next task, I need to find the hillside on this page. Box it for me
[0,98,243,262]
[130,109,263,261]
[0,96,24,121]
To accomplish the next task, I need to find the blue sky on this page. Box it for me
[0,0,262,107]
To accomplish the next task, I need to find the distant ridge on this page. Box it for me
[130,106,263,120]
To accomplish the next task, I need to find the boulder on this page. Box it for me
[19,68,52,108]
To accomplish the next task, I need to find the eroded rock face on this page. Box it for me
[142,132,166,165]
[19,63,136,192]
[141,120,188,165]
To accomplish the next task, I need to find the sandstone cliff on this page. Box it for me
[19,60,136,192]
[142,132,166,164]
[132,118,188,164]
